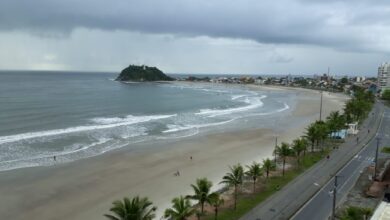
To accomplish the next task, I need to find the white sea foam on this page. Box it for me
[246,103,290,117]
[196,95,266,117]
[0,138,113,171]
[231,95,246,100]
[0,114,176,145]
[163,118,235,133]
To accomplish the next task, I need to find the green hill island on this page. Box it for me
[116,65,174,82]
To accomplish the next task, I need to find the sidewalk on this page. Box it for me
[240,102,385,220]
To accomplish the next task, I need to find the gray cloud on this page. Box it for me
[1,0,389,53]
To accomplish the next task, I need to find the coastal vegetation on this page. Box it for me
[104,196,157,220]
[382,89,390,104]
[105,89,375,220]
[220,164,244,210]
[339,206,373,220]
[187,178,216,214]
[164,196,195,220]
[380,147,390,154]
[116,65,174,82]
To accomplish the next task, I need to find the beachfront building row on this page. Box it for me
[378,62,390,93]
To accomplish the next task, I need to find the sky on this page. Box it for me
[0,0,389,75]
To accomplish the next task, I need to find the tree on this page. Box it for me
[164,196,195,220]
[219,164,244,210]
[300,138,309,156]
[344,89,374,123]
[382,89,390,102]
[305,123,317,152]
[245,162,263,193]
[208,193,224,220]
[292,138,307,165]
[187,178,215,214]
[314,121,329,149]
[340,77,348,84]
[340,206,373,220]
[104,196,156,220]
[262,158,276,179]
[275,142,292,176]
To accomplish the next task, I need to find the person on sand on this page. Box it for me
[53,156,56,161]
[190,156,192,160]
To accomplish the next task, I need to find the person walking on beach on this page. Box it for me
[190,156,193,160]
[53,156,56,161]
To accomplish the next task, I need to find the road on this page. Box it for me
[292,103,390,220]
[240,102,386,220]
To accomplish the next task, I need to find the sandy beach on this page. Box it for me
[0,86,348,220]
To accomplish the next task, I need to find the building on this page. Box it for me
[378,62,390,93]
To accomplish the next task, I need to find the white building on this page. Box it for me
[355,76,365,83]
[378,62,390,93]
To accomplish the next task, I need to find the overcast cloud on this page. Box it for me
[0,0,389,75]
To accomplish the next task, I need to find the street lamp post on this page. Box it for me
[319,90,323,121]
[374,138,381,180]
[331,175,339,220]
[274,136,278,163]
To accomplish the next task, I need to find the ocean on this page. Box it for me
[0,71,296,171]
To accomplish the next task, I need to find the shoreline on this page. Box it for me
[0,85,349,219]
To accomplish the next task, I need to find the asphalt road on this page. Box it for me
[292,103,390,220]
[240,102,386,220]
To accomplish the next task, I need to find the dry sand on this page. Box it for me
[0,86,348,220]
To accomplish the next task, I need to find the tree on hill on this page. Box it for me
[116,65,174,81]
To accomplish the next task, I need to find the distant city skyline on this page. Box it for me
[0,0,389,76]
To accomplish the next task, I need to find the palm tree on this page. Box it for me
[164,196,195,220]
[245,162,263,193]
[262,158,275,179]
[292,138,307,165]
[315,121,329,150]
[208,193,224,220]
[187,178,214,214]
[326,111,346,138]
[219,164,243,210]
[104,196,156,220]
[275,142,292,176]
[305,123,317,152]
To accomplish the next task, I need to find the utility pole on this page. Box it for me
[319,91,323,121]
[274,136,278,163]
[374,138,381,180]
[331,175,339,220]
[320,67,329,122]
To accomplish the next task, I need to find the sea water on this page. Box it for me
[0,71,295,171]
